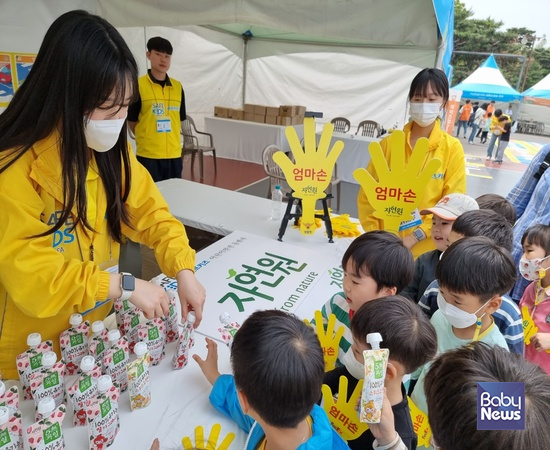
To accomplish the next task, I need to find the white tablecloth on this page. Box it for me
[317,131,380,184]
[205,117,304,164]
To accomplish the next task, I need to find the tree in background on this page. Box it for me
[453,0,550,91]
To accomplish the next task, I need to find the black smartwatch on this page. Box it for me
[119,272,135,301]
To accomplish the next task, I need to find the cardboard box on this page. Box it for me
[296,106,307,116]
[244,104,256,114]
[227,108,244,120]
[254,114,266,123]
[214,106,228,118]
[277,116,292,126]
[244,112,255,121]
[265,115,278,125]
[291,115,304,125]
[265,106,279,116]
[279,105,297,117]
[254,105,267,115]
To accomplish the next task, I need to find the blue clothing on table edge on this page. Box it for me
[418,279,524,354]
[210,374,350,450]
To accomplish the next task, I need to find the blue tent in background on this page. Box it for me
[452,54,522,101]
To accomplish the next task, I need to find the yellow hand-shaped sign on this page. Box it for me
[522,305,538,345]
[407,396,432,448]
[353,130,441,234]
[273,117,343,235]
[311,310,345,371]
[322,376,368,442]
[182,424,235,450]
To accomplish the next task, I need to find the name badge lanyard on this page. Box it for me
[149,77,171,133]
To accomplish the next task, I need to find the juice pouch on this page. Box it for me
[164,291,179,343]
[26,403,66,450]
[172,312,196,370]
[218,313,241,346]
[87,375,120,449]
[0,405,22,450]
[127,342,151,411]
[359,333,389,424]
[16,334,53,400]
[88,321,109,374]
[67,356,101,427]
[59,314,90,376]
[29,352,66,422]
[103,330,129,392]
[0,382,19,417]
[113,298,136,335]
[123,310,142,354]
[137,318,166,366]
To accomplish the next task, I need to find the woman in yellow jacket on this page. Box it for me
[0,11,205,379]
[357,68,466,258]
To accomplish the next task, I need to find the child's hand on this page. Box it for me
[193,337,221,386]
[531,332,550,352]
[149,438,160,450]
[367,389,398,446]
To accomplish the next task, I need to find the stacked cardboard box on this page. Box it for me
[215,104,306,126]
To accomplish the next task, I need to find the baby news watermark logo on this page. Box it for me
[477,382,525,430]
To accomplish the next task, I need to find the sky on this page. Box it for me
[461,0,550,47]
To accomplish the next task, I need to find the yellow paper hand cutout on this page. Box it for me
[322,376,368,442]
[353,130,441,234]
[311,310,345,371]
[522,305,538,345]
[273,117,343,235]
[182,424,235,450]
[407,396,432,448]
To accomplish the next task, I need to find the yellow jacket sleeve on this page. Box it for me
[121,149,196,277]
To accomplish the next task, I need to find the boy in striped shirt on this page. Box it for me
[311,230,414,370]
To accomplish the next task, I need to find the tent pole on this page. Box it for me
[242,35,250,106]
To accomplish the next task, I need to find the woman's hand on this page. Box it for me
[176,269,206,327]
[129,278,170,319]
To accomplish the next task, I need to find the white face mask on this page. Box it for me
[84,118,126,152]
[343,349,365,380]
[409,102,441,127]
[437,292,490,329]
[519,255,550,281]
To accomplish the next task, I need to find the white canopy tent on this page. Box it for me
[522,72,550,107]
[1,0,454,133]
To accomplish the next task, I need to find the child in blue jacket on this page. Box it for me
[194,309,350,449]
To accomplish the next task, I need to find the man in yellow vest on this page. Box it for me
[128,37,186,181]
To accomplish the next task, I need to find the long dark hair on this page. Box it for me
[0,10,138,243]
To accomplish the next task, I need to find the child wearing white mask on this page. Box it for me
[519,224,550,374]
[323,296,436,450]
[357,68,467,259]
[410,236,516,427]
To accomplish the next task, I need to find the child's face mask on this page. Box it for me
[437,292,490,329]
[519,255,550,281]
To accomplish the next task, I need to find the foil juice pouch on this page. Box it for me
[26,403,66,450]
[87,375,120,449]
[16,334,53,401]
[29,353,65,422]
[0,382,19,418]
[67,356,101,427]
[218,313,241,347]
[59,314,90,376]
[172,312,195,370]
[102,330,129,392]
[123,310,142,354]
[164,291,179,343]
[359,333,389,424]
[0,405,22,450]
[137,318,166,366]
[113,298,136,336]
[88,321,109,374]
[127,343,151,411]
